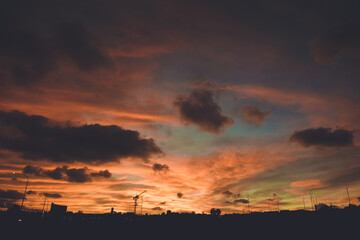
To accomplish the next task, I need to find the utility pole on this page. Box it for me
[346,185,351,206]
[42,196,47,212]
[247,194,250,213]
[13,172,29,212]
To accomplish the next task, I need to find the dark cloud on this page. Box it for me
[45,167,65,180]
[239,105,271,127]
[64,167,92,183]
[225,198,249,205]
[222,190,242,199]
[152,163,169,174]
[0,27,56,86]
[91,170,112,178]
[23,165,43,176]
[55,22,112,71]
[0,189,23,200]
[0,17,112,86]
[108,183,155,191]
[173,89,233,134]
[311,24,360,65]
[152,207,162,211]
[234,199,249,204]
[159,201,166,205]
[41,193,62,198]
[177,192,183,199]
[222,190,233,197]
[23,165,111,183]
[290,127,353,148]
[0,110,162,164]
[26,190,37,195]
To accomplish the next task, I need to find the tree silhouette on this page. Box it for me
[210,208,221,216]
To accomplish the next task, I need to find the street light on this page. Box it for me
[39,194,47,218]
[13,172,29,211]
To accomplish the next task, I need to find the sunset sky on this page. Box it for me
[1,0,360,214]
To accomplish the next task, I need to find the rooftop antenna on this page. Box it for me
[309,191,314,211]
[133,190,146,215]
[345,184,351,206]
[303,197,306,210]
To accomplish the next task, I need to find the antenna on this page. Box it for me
[133,190,146,215]
[345,185,351,206]
[303,197,306,210]
[140,197,144,215]
[309,191,314,211]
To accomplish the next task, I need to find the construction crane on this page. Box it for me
[133,190,146,214]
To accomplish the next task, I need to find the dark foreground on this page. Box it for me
[1,207,359,240]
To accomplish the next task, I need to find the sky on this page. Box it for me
[1,0,360,214]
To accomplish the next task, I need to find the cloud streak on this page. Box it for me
[23,165,111,183]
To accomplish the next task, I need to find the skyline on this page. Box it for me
[1,0,360,214]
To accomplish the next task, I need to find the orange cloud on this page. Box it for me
[291,179,326,189]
